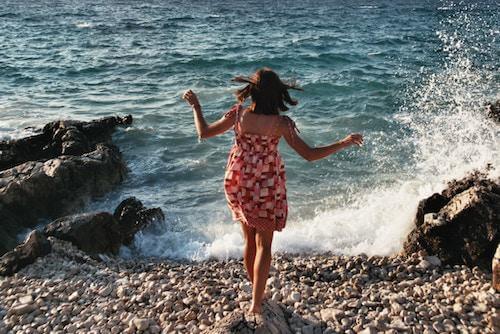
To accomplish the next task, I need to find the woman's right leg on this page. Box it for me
[240,221,256,283]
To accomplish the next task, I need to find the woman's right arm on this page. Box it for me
[281,117,363,161]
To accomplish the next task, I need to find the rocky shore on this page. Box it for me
[0,237,498,334]
[1,113,499,334]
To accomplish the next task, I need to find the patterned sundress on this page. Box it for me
[223,103,288,231]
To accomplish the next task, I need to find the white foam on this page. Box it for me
[75,22,93,29]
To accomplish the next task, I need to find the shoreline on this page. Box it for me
[0,237,497,334]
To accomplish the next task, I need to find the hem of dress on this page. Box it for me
[231,216,285,232]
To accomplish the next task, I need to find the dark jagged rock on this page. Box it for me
[44,212,122,256]
[486,100,500,123]
[114,197,165,245]
[203,300,293,334]
[42,198,165,257]
[403,169,500,270]
[0,198,164,275]
[0,115,132,171]
[0,143,126,255]
[0,230,51,276]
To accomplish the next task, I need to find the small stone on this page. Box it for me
[272,292,282,302]
[290,291,301,303]
[320,308,344,322]
[117,286,128,297]
[68,291,79,302]
[425,256,441,267]
[18,295,33,304]
[359,327,377,334]
[99,286,112,297]
[8,303,36,316]
[132,318,150,331]
[417,260,432,270]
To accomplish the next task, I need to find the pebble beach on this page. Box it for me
[0,238,497,334]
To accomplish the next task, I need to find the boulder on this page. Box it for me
[203,300,293,334]
[403,169,500,270]
[114,197,165,245]
[0,143,126,255]
[0,115,132,171]
[44,212,122,256]
[42,197,165,256]
[0,230,51,276]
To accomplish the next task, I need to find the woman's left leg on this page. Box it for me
[250,228,274,314]
[240,222,256,283]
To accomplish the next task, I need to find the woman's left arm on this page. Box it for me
[182,89,236,139]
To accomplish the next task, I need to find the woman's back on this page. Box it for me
[236,107,283,138]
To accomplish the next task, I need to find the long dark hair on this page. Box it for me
[232,68,302,115]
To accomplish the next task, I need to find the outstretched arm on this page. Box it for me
[182,89,236,139]
[281,117,363,161]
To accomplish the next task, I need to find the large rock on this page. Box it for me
[44,212,122,256]
[0,198,164,276]
[0,115,132,171]
[113,197,165,245]
[203,300,293,334]
[0,230,51,276]
[403,169,500,270]
[42,197,165,256]
[0,143,126,255]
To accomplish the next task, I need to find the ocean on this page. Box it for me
[0,0,498,260]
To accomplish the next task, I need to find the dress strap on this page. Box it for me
[223,103,242,134]
[234,103,242,134]
[282,115,300,143]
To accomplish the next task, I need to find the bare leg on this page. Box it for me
[240,222,256,283]
[250,228,274,314]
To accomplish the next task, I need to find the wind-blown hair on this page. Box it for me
[232,68,302,115]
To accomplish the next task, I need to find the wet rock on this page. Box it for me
[0,230,51,276]
[0,115,132,171]
[0,143,126,255]
[403,169,500,270]
[44,212,122,256]
[113,197,164,245]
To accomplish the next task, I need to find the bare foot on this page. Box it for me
[249,304,262,314]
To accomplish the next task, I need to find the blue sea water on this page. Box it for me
[0,0,498,260]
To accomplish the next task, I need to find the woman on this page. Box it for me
[182,68,363,315]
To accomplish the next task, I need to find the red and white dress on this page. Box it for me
[223,103,288,231]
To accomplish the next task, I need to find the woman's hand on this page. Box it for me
[182,89,200,107]
[342,133,364,147]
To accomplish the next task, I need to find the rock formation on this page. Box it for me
[0,115,132,171]
[0,116,132,255]
[403,169,500,270]
[114,197,165,245]
[0,197,164,276]
[44,212,123,256]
